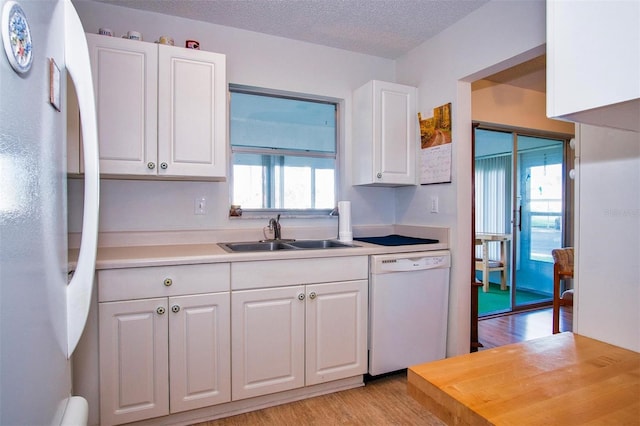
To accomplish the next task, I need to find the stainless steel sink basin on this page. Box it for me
[218,241,298,252]
[218,239,356,253]
[288,240,353,249]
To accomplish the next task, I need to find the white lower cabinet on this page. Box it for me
[169,293,231,412]
[305,280,368,386]
[99,298,169,425]
[96,257,367,424]
[231,259,368,401]
[231,286,305,400]
[97,264,231,426]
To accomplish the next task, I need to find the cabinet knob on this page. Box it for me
[376,172,382,179]
[308,291,317,300]
[298,293,305,301]
[147,162,156,170]
[156,306,166,315]
[171,305,180,313]
[160,162,168,170]
[163,278,173,286]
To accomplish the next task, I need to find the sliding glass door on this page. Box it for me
[474,126,570,316]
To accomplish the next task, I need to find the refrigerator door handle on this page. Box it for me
[64,0,100,358]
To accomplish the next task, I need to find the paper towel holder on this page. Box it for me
[337,201,353,243]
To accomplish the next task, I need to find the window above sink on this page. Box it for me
[229,85,342,217]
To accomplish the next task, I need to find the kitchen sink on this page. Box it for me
[218,241,298,252]
[218,239,356,253]
[288,240,353,249]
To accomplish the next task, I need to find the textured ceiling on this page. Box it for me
[92,0,545,91]
[93,0,490,59]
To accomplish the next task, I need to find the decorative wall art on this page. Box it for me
[419,102,452,184]
[49,58,61,111]
[2,1,33,74]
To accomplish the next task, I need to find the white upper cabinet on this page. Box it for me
[87,34,158,176]
[158,46,227,177]
[86,34,227,179]
[352,80,418,186]
[546,0,640,132]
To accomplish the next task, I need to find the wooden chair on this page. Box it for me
[475,234,510,292]
[552,247,574,334]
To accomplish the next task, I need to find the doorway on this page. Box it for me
[474,125,571,316]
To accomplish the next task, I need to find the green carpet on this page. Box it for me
[478,283,546,315]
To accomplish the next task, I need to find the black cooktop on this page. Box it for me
[353,234,439,246]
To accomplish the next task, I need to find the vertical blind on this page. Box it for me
[475,154,512,260]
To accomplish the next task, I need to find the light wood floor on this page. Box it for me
[196,373,445,425]
[478,306,573,349]
[195,307,569,425]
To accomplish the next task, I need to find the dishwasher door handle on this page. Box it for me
[378,258,430,272]
[371,252,450,274]
[399,258,429,269]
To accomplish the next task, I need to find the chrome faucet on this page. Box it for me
[329,206,339,238]
[269,214,282,240]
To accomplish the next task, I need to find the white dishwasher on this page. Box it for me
[368,250,450,376]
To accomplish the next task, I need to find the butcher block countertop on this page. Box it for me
[408,332,640,425]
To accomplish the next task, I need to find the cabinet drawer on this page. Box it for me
[232,256,368,290]
[99,263,230,302]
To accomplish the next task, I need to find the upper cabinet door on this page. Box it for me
[87,34,158,176]
[352,80,418,186]
[157,45,227,178]
[547,0,640,132]
[377,83,417,184]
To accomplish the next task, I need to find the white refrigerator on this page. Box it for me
[0,0,99,424]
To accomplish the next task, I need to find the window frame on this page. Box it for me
[228,84,342,217]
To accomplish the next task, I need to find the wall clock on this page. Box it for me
[2,1,33,74]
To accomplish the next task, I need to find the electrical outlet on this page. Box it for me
[194,197,207,215]
[430,196,439,213]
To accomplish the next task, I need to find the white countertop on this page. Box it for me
[70,239,449,270]
[68,225,450,270]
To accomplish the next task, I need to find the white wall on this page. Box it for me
[395,0,547,356]
[575,125,640,351]
[72,0,640,357]
[71,0,550,357]
[70,0,397,235]
[393,0,640,354]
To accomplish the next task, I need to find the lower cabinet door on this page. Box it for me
[99,298,169,426]
[169,292,231,412]
[231,286,305,400]
[305,280,368,385]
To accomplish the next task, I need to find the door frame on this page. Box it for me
[471,122,574,319]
